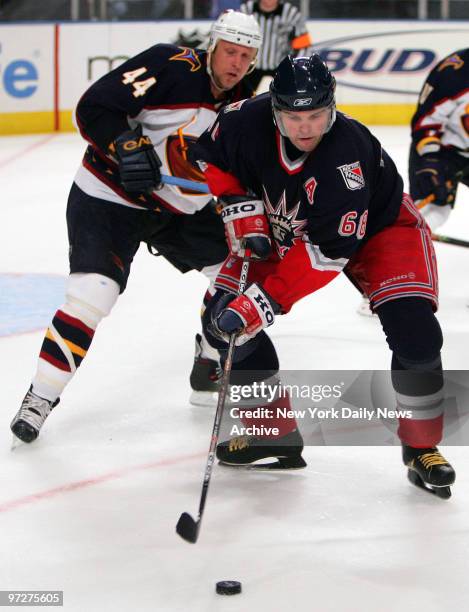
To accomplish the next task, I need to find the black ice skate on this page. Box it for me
[189,334,221,407]
[217,429,307,470]
[402,445,455,500]
[10,386,59,443]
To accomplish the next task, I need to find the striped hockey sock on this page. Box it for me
[32,308,96,402]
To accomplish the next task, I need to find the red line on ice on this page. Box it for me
[0,134,57,171]
[0,452,204,514]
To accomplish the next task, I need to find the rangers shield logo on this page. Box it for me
[337,161,365,191]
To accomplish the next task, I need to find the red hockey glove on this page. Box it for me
[219,195,271,260]
[212,284,279,346]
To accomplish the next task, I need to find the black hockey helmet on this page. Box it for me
[270,54,336,136]
[270,54,336,111]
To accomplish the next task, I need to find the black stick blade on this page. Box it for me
[176,512,200,543]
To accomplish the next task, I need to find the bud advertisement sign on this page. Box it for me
[1,20,469,133]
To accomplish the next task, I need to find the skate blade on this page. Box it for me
[407,469,452,500]
[219,455,307,471]
[356,296,377,317]
[356,305,377,317]
[189,390,218,407]
[10,435,24,451]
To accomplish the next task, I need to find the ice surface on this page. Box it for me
[0,128,468,612]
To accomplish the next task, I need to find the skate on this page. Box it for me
[217,429,307,470]
[402,445,455,499]
[189,334,221,407]
[10,386,59,444]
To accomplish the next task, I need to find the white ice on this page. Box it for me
[0,127,468,612]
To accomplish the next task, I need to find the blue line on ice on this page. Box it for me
[0,273,66,337]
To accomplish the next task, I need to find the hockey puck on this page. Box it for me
[216,580,242,595]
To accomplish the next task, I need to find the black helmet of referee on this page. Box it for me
[270,54,336,135]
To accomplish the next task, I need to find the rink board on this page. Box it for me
[1,20,469,134]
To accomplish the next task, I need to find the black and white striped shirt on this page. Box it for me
[240,1,313,71]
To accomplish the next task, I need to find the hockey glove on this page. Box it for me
[212,284,279,346]
[220,195,271,260]
[114,129,162,193]
[414,155,449,206]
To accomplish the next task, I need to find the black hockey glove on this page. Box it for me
[219,195,272,260]
[114,130,162,193]
[414,155,448,206]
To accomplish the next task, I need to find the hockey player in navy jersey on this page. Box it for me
[409,48,469,231]
[10,11,262,443]
[193,54,456,496]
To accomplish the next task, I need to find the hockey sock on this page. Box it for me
[31,273,120,402]
[32,309,96,402]
[376,297,444,447]
[393,353,444,448]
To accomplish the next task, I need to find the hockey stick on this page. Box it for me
[432,233,469,248]
[160,174,209,193]
[176,252,251,544]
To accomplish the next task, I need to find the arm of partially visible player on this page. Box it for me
[411,53,467,156]
[410,65,456,211]
[74,44,170,154]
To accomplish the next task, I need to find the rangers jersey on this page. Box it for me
[74,44,252,214]
[193,94,404,311]
[411,48,469,158]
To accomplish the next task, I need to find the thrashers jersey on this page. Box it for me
[74,44,252,214]
[411,48,469,158]
[193,94,404,312]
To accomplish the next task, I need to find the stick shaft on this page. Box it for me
[432,233,469,248]
[160,174,209,193]
[195,254,251,523]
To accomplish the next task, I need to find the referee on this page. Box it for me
[240,0,313,91]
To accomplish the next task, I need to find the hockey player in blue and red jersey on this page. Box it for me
[10,11,262,442]
[193,54,456,497]
[409,48,469,231]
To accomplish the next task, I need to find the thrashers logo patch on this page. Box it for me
[337,161,365,191]
[166,135,206,194]
[438,53,464,72]
[169,47,202,72]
